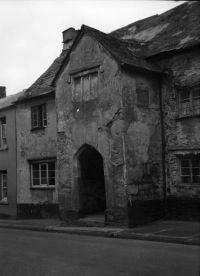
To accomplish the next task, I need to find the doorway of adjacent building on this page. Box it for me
[78,145,106,216]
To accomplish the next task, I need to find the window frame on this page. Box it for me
[30,159,56,188]
[0,117,7,149]
[136,86,150,108]
[31,104,47,130]
[178,87,200,118]
[180,156,200,185]
[0,170,8,203]
[71,69,99,102]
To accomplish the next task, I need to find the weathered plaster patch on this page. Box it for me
[123,23,169,42]
[127,121,150,162]
[179,36,194,46]
[172,31,183,37]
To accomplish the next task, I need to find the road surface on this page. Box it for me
[0,228,199,276]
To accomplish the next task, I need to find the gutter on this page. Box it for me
[158,76,167,217]
[14,90,55,104]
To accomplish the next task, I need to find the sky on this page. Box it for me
[0,0,185,96]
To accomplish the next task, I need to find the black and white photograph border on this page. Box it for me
[0,1,200,275]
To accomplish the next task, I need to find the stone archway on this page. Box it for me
[74,144,106,216]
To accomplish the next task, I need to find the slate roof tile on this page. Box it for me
[111,1,200,57]
[17,50,68,102]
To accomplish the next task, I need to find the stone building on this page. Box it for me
[54,25,163,225]
[111,1,200,220]
[0,1,199,225]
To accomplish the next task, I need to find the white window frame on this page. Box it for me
[179,87,200,117]
[31,160,55,188]
[0,117,7,148]
[0,170,7,203]
[31,104,47,129]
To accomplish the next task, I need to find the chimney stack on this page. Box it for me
[62,27,78,50]
[0,86,6,99]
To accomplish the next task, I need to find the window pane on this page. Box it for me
[32,164,39,185]
[137,88,149,107]
[32,107,38,127]
[1,124,6,138]
[48,162,55,185]
[192,159,200,168]
[3,188,7,198]
[32,178,40,186]
[181,159,190,167]
[192,167,200,175]
[83,75,90,101]
[192,176,200,183]
[42,105,47,127]
[90,72,98,98]
[32,163,39,171]
[181,168,190,175]
[49,170,55,178]
[0,117,6,124]
[48,162,55,171]
[182,176,190,183]
[180,90,190,102]
[38,106,43,127]
[73,77,81,101]
[49,177,55,186]
[40,163,47,184]
[192,89,200,99]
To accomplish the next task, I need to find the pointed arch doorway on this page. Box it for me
[75,144,106,216]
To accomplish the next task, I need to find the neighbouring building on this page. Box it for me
[111,1,200,221]
[0,1,199,225]
[0,87,23,218]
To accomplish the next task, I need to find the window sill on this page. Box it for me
[178,183,200,187]
[0,201,9,205]
[176,113,200,121]
[31,126,46,132]
[0,146,8,151]
[30,186,55,190]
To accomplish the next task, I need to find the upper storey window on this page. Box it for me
[72,70,98,102]
[0,117,7,149]
[179,87,200,117]
[31,104,47,130]
[136,87,149,108]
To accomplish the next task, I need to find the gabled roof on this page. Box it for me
[0,91,24,111]
[17,50,68,102]
[111,1,200,57]
[82,25,160,72]
[53,25,161,84]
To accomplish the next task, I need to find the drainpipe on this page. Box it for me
[159,76,167,218]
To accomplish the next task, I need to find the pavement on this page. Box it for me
[0,218,199,246]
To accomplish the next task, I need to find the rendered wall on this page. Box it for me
[0,107,17,218]
[16,96,58,217]
[56,34,163,225]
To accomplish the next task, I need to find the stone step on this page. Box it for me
[77,214,105,227]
